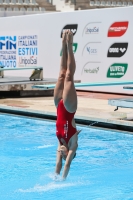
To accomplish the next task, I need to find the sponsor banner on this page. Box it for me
[82,22,101,36]
[60,43,78,56]
[0,36,16,68]
[108,21,128,37]
[81,62,101,82]
[18,34,38,67]
[61,24,78,38]
[0,33,38,68]
[107,43,128,57]
[82,42,101,59]
[107,63,128,78]
[0,7,133,94]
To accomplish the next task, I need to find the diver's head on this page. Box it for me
[60,145,76,160]
[60,145,68,160]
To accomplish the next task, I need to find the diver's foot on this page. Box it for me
[62,30,67,45]
[66,30,73,45]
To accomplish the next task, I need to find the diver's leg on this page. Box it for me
[54,31,68,107]
[63,31,77,113]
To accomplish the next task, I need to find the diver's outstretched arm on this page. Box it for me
[62,144,78,180]
[55,142,62,175]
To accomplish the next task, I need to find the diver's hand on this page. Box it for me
[54,173,62,182]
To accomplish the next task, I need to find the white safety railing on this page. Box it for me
[23,0,30,6]
[16,0,23,5]
[30,0,38,6]
[13,7,19,10]
[0,6,47,17]
[52,0,75,11]
[89,0,133,7]
[3,0,10,5]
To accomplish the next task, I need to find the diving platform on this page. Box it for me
[0,77,81,97]
[32,80,133,110]
[108,98,133,110]
[0,76,57,97]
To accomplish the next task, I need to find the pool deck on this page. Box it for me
[0,90,133,132]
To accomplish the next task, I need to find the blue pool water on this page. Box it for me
[0,114,133,200]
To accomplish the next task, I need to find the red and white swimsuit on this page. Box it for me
[56,99,77,145]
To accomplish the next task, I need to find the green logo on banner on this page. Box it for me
[60,43,78,56]
[107,63,128,78]
[73,43,78,53]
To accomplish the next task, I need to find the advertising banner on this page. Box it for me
[0,7,132,94]
[0,31,39,76]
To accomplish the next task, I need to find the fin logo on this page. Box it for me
[107,63,128,78]
[107,43,128,57]
[108,21,128,37]
[61,24,78,38]
[0,36,16,50]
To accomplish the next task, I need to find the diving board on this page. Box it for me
[32,80,133,90]
[123,86,133,90]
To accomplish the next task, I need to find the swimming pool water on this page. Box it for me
[0,114,133,200]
